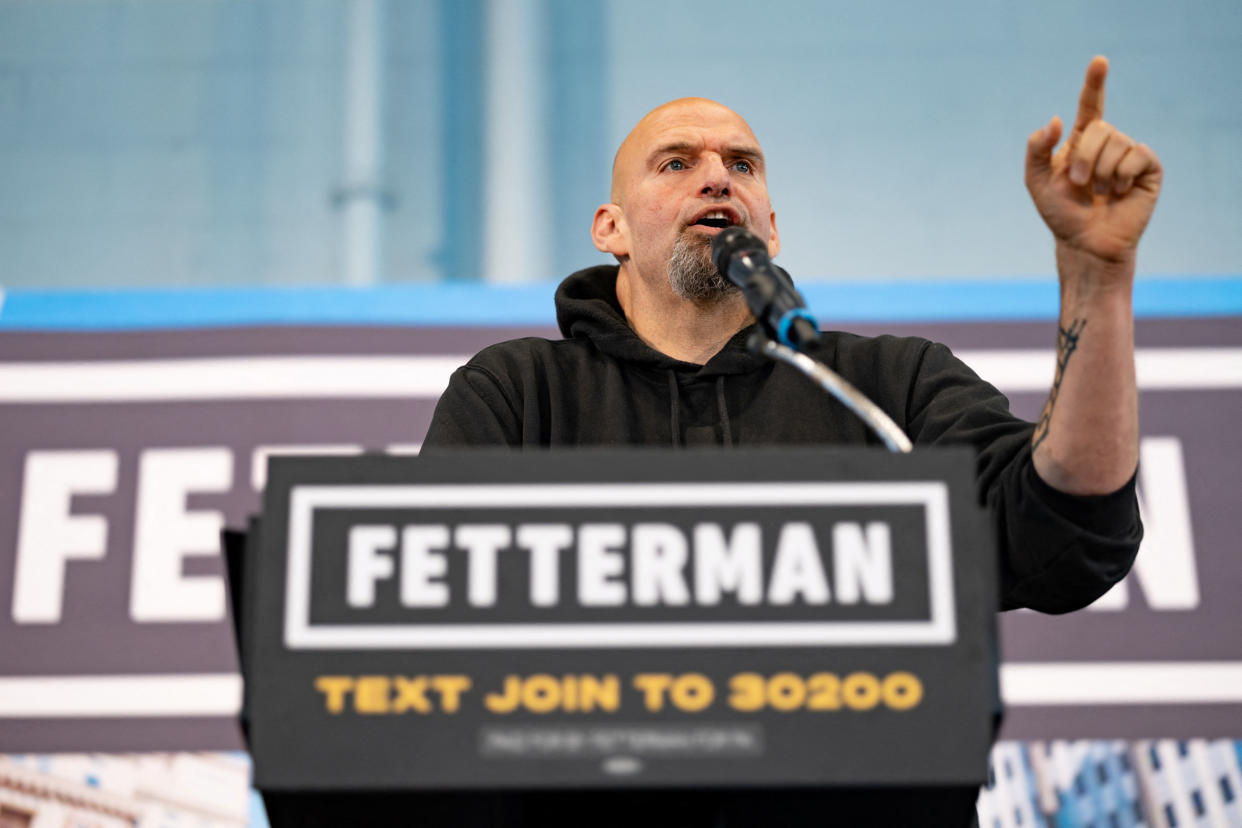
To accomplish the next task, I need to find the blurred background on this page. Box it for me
[2,0,1239,291]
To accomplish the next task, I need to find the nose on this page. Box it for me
[699,154,731,197]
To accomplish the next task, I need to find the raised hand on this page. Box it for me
[1024,56,1163,270]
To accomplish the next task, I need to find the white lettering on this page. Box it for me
[400,525,450,607]
[517,524,572,607]
[693,523,762,605]
[1091,436,1199,611]
[13,450,118,623]
[455,524,511,607]
[130,448,230,622]
[832,522,893,604]
[631,523,690,606]
[767,522,830,605]
[347,525,396,607]
[578,524,626,606]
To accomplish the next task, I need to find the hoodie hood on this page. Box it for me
[554,264,771,378]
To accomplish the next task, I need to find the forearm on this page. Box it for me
[1031,244,1139,495]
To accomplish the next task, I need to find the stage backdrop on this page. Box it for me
[0,277,1239,827]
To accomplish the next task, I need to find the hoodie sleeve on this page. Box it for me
[905,341,1141,613]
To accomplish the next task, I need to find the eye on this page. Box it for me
[666,159,686,171]
[733,160,752,174]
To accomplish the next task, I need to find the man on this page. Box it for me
[425,56,1159,613]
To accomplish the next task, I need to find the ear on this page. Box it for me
[591,203,629,258]
[766,210,781,258]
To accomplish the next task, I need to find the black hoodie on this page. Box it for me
[424,265,1140,613]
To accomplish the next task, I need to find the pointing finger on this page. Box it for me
[1071,55,1109,140]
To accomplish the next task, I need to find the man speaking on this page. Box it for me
[424,56,1159,614]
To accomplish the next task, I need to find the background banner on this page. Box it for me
[1,315,1239,752]
[1,293,1240,826]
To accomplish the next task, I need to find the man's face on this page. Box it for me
[600,99,780,299]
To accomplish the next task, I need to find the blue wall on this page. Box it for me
[0,0,1239,288]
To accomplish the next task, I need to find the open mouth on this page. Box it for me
[689,210,737,230]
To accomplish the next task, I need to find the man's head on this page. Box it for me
[591,98,780,302]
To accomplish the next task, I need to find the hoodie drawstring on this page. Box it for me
[716,375,733,447]
[667,370,681,447]
[667,371,734,447]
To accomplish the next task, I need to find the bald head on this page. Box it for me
[610,98,765,205]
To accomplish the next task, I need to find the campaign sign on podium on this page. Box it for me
[242,448,997,792]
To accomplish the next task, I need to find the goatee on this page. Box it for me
[667,231,737,302]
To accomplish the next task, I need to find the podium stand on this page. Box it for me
[227,448,1000,826]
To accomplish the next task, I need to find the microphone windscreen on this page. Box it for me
[710,226,767,277]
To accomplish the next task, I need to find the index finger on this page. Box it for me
[1071,55,1109,137]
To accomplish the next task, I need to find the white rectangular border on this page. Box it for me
[0,674,243,717]
[0,348,1238,403]
[282,481,955,649]
[999,662,1242,705]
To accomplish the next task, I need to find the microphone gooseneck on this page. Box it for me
[711,227,912,453]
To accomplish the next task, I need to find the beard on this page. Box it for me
[667,231,737,302]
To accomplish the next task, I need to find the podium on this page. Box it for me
[226,448,1000,826]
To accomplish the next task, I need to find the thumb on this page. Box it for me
[1025,116,1061,191]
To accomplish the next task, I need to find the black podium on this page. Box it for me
[226,448,1000,827]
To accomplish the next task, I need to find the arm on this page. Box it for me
[903,341,1140,613]
[1023,56,1163,495]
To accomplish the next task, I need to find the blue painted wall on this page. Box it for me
[0,0,1239,288]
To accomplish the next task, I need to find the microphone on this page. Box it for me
[711,227,820,349]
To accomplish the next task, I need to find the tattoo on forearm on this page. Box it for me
[1032,318,1087,452]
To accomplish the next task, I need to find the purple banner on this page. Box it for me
[0,318,1238,751]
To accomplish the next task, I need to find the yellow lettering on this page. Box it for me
[391,676,431,713]
[728,673,765,712]
[669,673,714,712]
[766,672,806,711]
[579,674,620,712]
[523,674,561,713]
[485,674,522,713]
[632,673,673,711]
[432,674,472,713]
[882,671,923,711]
[355,675,390,714]
[315,675,354,714]
[807,673,841,710]
[841,672,881,710]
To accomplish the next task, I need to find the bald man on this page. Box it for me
[591,96,779,366]
[425,57,1157,613]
